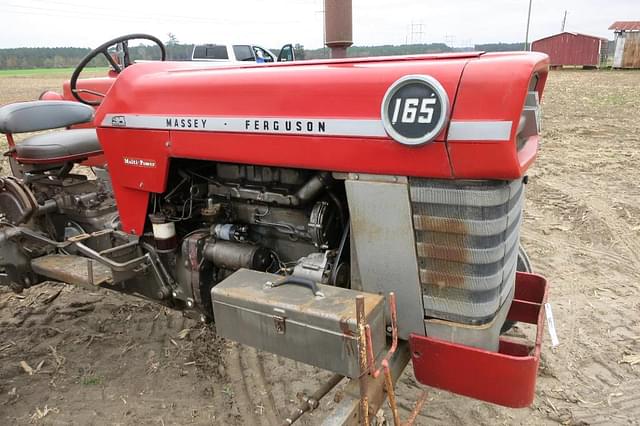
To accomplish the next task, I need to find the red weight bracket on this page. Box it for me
[409,272,548,408]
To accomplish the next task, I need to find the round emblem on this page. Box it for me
[381,75,449,146]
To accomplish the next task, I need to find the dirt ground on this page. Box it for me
[1,69,640,425]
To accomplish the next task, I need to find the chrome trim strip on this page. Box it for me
[447,120,513,142]
[101,114,387,138]
[101,114,514,142]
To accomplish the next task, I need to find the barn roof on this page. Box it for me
[532,32,607,44]
[609,21,640,31]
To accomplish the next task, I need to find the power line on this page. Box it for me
[28,0,229,24]
[0,4,215,24]
[2,2,296,26]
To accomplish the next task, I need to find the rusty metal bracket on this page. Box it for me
[355,295,370,426]
[321,342,410,426]
[366,292,399,379]
[323,292,427,426]
[366,292,402,424]
[283,374,344,425]
[403,392,428,426]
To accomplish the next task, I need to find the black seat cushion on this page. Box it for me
[0,100,94,134]
[15,128,102,163]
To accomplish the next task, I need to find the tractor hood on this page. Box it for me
[95,51,548,182]
[95,52,479,133]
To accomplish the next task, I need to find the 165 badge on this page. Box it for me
[381,75,449,146]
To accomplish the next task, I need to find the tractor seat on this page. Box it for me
[14,129,101,164]
[0,100,101,165]
[0,100,94,134]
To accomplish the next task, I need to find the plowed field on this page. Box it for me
[1,69,639,425]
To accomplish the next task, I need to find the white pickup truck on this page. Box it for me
[191,43,295,63]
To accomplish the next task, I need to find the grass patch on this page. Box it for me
[81,375,104,386]
[0,67,109,77]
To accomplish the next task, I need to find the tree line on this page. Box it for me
[0,42,525,70]
[0,44,194,69]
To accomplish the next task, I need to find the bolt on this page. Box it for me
[186,298,194,308]
[353,174,359,180]
[139,182,144,188]
[171,290,178,298]
[165,141,171,148]
[200,314,206,323]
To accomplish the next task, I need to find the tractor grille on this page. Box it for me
[409,178,524,325]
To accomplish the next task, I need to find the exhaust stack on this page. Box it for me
[324,0,353,59]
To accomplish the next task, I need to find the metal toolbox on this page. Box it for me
[211,268,386,378]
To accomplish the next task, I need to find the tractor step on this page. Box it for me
[31,254,113,287]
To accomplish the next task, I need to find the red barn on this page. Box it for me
[532,32,607,68]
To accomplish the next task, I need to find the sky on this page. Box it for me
[0,0,636,49]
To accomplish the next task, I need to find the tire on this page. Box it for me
[500,244,532,334]
[516,244,533,274]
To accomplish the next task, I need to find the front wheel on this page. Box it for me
[500,244,532,333]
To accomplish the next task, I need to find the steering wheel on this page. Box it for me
[70,34,166,106]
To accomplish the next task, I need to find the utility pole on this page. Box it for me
[444,35,455,50]
[524,0,533,51]
[561,10,567,32]
[410,22,424,44]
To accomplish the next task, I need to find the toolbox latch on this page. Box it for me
[273,315,286,334]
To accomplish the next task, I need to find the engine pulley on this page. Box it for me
[308,200,341,249]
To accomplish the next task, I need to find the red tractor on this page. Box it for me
[0,34,549,424]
